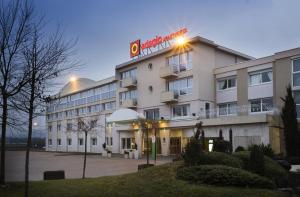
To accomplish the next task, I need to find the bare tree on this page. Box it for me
[18,25,77,196]
[0,0,34,185]
[77,117,102,179]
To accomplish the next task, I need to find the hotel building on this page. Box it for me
[46,35,300,156]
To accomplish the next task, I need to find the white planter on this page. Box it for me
[124,153,129,159]
[102,150,107,157]
[134,150,139,159]
[107,152,112,158]
[129,151,134,159]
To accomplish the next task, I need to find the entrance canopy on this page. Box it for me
[106,108,145,123]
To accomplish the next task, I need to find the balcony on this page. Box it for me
[160,91,178,103]
[121,77,137,88]
[159,65,178,79]
[120,99,137,108]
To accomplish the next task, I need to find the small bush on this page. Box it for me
[138,164,154,171]
[183,137,203,166]
[248,144,274,158]
[177,165,275,189]
[248,145,265,176]
[198,152,242,168]
[213,139,231,153]
[233,151,288,186]
[235,146,245,152]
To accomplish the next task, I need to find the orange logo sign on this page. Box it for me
[130,39,140,58]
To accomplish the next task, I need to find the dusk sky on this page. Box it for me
[33,0,300,88]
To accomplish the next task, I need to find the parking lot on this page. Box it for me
[5,151,172,182]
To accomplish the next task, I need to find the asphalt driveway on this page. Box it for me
[5,151,172,182]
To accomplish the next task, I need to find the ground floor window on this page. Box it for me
[79,138,84,146]
[121,138,135,149]
[67,138,72,146]
[218,102,237,116]
[91,138,97,146]
[106,137,113,146]
[250,97,273,113]
[48,139,52,146]
[57,139,61,146]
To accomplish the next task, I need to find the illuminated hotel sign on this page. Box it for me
[130,28,188,58]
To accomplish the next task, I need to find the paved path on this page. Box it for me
[5,151,172,182]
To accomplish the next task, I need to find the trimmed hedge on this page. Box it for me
[177,165,275,189]
[197,152,242,168]
[232,151,287,185]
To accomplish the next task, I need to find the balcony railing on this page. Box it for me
[160,91,179,103]
[159,65,178,79]
[121,77,137,88]
[120,98,137,108]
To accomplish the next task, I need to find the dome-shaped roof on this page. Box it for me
[59,78,96,96]
[106,108,145,123]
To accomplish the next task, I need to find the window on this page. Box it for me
[120,68,137,80]
[293,90,300,118]
[48,139,52,146]
[172,104,190,117]
[79,138,84,146]
[293,59,300,87]
[121,138,135,149]
[67,120,72,131]
[249,70,272,86]
[103,101,116,111]
[48,125,52,132]
[144,109,160,120]
[119,90,137,103]
[91,138,97,146]
[250,98,273,113]
[218,102,237,116]
[168,77,192,96]
[57,122,61,131]
[218,77,236,90]
[67,138,72,146]
[106,137,113,146]
[57,139,61,146]
[168,51,192,72]
[78,119,84,130]
[90,119,97,129]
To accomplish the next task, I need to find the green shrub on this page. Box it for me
[249,145,265,176]
[177,165,275,189]
[183,137,203,166]
[248,144,274,158]
[235,146,245,152]
[198,152,242,168]
[233,151,288,185]
[213,139,231,153]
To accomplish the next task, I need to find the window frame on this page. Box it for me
[217,77,237,91]
[218,102,237,116]
[172,104,190,118]
[249,69,273,87]
[249,97,273,114]
[292,58,300,88]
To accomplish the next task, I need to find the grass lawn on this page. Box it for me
[0,162,288,197]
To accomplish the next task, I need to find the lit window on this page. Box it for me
[249,70,272,86]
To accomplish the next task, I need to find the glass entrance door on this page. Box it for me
[170,137,181,154]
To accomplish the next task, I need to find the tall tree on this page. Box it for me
[281,85,300,157]
[0,0,33,185]
[19,25,77,196]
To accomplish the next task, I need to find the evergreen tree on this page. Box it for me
[281,85,300,157]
